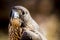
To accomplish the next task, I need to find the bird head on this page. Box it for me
[10,6,31,22]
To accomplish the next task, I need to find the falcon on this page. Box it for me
[8,6,47,40]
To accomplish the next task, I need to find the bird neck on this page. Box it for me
[26,17,40,31]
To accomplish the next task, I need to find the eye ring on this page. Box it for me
[26,12,27,14]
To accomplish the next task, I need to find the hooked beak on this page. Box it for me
[10,9,22,19]
[13,9,19,18]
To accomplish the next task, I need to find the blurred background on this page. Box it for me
[0,0,60,40]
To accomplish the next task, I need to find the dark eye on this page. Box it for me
[22,11,25,15]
